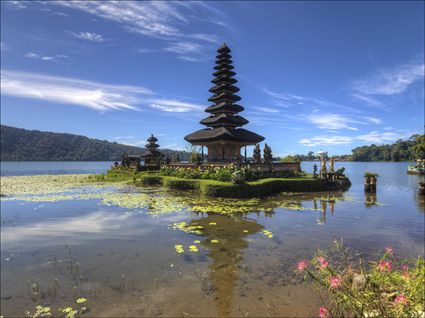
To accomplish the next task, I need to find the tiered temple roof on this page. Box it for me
[184,43,264,144]
[142,134,161,157]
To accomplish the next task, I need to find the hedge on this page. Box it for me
[132,175,350,198]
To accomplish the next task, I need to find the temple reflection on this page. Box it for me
[188,214,263,316]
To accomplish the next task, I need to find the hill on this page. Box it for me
[0,125,186,161]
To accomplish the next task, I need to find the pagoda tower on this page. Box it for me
[141,134,162,170]
[184,43,264,162]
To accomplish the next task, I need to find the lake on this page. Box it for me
[1,161,424,317]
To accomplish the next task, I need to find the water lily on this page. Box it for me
[319,306,329,318]
[317,256,329,270]
[76,297,87,304]
[330,276,342,288]
[297,260,307,271]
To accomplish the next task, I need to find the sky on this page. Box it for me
[1,1,424,156]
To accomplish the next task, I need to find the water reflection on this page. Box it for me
[365,192,378,208]
[188,214,263,316]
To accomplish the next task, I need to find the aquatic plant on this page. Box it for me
[297,241,425,317]
[364,172,379,178]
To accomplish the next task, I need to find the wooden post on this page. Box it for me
[364,176,377,193]
[201,146,204,162]
[244,146,247,163]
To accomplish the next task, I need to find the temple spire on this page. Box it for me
[184,43,264,162]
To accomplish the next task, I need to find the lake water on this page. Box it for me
[1,161,424,317]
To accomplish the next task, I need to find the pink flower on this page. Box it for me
[330,276,342,288]
[319,306,329,318]
[317,256,329,270]
[297,260,307,271]
[402,264,409,271]
[377,260,392,272]
[394,294,409,305]
[385,247,394,255]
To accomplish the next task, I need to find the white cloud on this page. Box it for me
[50,1,228,60]
[1,70,150,112]
[351,60,425,108]
[362,116,383,125]
[299,130,417,147]
[70,31,104,42]
[306,113,362,131]
[356,130,414,144]
[24,52,68,61]
[300,136,354,147]
[253,106,280,113]
[163,41,204,62]
[0,42,9,52]
[149,99,203,113]
[1,70,203,114]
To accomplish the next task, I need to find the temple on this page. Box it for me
[141,134,163,170]
[184,43,264,162]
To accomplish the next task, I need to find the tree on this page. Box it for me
[263,143,273,163]
[253,144,261,163]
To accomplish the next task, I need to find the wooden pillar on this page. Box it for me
[222,145,225,161]
[244,146,247,162]
[201,146,204,162]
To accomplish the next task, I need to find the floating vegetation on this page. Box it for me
[211,239,219,243]
[194,240,201,244]
[170,222,204,234]
[174,245,185,253]
[189,245,199,252]
[262,229,274,239]
[75,297,87,304]
[0,174,95,196]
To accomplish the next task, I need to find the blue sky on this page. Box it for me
[1,1,424,156]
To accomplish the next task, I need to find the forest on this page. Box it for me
[280,134,425,162]
[0,125,186,161]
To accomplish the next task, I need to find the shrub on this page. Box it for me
[296,241,425,318]
[335,167,345,176]
[160,165,305,182]
[137,175,163,185]
[364,171,379,178]
[163,177,200,190]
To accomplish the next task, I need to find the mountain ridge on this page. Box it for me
[0,125,185,161]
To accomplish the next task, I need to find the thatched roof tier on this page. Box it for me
[217,43,231,53]
[215,57,233,65]
[200,113,248,127]
[213,63,234,70]
[145,143,159,149]
[147,135,158,143]
[208,92,241,103]
[211,76,237,85]
[205,102,244,114]
[209,84,240,94]
[216,52,231,59]
[212,69,236,77]
[185,127,264,144]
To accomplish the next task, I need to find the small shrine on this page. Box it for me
[184,43,264,162]
[141,134,163,170]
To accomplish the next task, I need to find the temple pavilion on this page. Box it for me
[184,43,264,162]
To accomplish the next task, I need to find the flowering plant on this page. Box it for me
[296,240,425,318]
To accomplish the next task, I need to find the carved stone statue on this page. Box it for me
[253,144,261,164]
[329,158,335,173]
[321,159,327,179]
